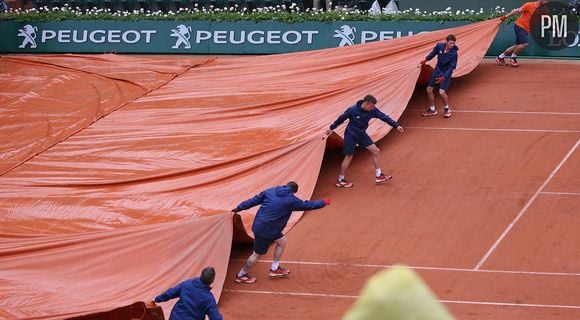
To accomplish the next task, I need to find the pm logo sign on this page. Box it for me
[530,1,579,50]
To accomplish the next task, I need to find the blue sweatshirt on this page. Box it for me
[235,185,326,239]
[329,101,398,138]
[155,278,222,320]
[425,42,459,79]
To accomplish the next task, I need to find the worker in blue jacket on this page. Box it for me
[147,267,222,320]
[326,94,405,188]
[420,34,459,118]
[232,181,329,284]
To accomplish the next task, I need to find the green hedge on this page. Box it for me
[0,6,510,22]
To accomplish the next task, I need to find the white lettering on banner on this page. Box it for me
[37,29,157,45]
[214,30,227,44]
[37,29,156,45]
[41,30,57,42]
[361,30,414,43]
[108,30,121,43]
[90,30,106,43]
[361,31,378,42]
[282,31,301,44]
[196,30,212,43]
[268,31,281,44]
[73,30,87,43]
[229,31,245,44]
[141,30,156,43]
[334,25,421,46]
[302,30,317,43]
[189,30,319,45]
[248,31,265,44]
[122,30,140,44]
[58,30,71,42]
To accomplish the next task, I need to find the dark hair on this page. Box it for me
[286,181,299,193]
[200,267,216,286]
[446,34,456,42]
[362,94,377,104]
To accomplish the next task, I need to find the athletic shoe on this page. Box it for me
[495,56,507,66]
[421,109,438,117]
[444,108,452,118]
[335,178,353,188]
[375,173,393,183]
[235,273,257,284]
[509,57,519,67]
[269,266,291,278]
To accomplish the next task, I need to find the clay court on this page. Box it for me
[1,17,579,319]
[220,59,580,319]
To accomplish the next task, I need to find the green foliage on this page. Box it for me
[0,5,509,23]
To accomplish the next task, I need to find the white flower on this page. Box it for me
[455,9,460,15]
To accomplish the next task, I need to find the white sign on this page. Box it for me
[333,24,416,47]
[18,24,38,48]
[17,25,157,48]
[170,25,319,47]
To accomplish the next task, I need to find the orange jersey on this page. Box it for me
[516,1,538,33]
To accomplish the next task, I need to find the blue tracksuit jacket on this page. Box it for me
[235,185,326,239]
[425,42,459,79]
[155,278,222,320]
[329,101,398,138]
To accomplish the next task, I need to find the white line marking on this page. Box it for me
[226,289,355,299]
[224,289,580,309]
[230,259,580,277]
[407,126,580,133]
[475,139,580,270]
[440,300,580,309]
[540,191,580,196]
[411,109,580,116]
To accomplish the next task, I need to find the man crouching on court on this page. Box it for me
[232,181,330,283]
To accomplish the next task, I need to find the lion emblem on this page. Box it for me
[334,25,357,47]
[171,24,192,49]
[18,24,38,49]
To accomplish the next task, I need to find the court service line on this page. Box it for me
[230,259,580,277]
[411,109,580,116]
[540,191,580,196]
[406,126,580,133]
[475,139,580,270]
[224,289,580,309]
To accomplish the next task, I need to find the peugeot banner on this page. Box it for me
[1,20,579,56]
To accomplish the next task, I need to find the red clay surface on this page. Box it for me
[219,59,580,319]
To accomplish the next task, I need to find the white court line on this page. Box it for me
[540,191,580,196]
[475,139,580,270]
[411,109,580,116]
[226,289,355,299]
[224,289,580,309]
[406,126,580,133]
[230,259,580,277]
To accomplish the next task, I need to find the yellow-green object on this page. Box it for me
[343,265,455,320]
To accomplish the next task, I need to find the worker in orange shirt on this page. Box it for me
[496,0,549,67]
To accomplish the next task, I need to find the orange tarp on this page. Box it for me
[0,19,500,319]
